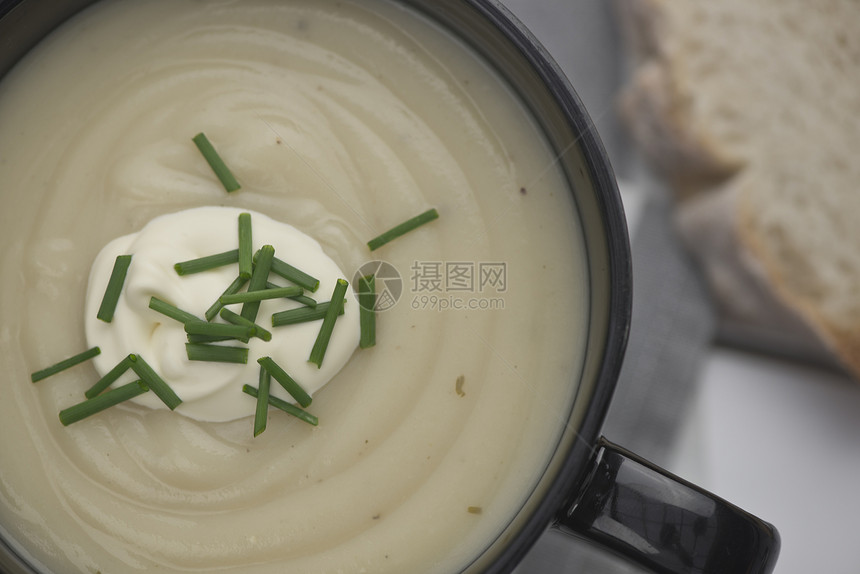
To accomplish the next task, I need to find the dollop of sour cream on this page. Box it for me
[84,206,360,422]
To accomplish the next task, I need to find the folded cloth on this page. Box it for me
[605,180,716,469]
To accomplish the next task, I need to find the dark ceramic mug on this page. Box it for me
[0,1,779,573]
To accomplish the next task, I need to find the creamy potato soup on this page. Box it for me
[0,0,589,572]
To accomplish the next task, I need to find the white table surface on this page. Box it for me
[670,348,860,574]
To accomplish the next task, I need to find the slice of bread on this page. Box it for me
[616,0,860,375]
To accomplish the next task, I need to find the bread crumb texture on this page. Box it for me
[618,0,860,373]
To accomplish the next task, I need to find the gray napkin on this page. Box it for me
[603,181,716,469]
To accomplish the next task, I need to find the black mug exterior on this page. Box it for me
[0,1,780,573]
[560,438,780,574]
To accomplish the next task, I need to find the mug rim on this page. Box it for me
[447,1,632,570]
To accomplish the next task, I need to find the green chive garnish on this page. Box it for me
[85,354,134,399]
[184,321,253,343]
[358,274,376,349]
[129,354,182,410]
[219,308,272,342]
[185,343,249,364]
[149,297,200,325]
[308,279,348,368]
[97,255,132,322]
[220,285,302,305]
[59,380,149,426]
[242,384,318,426]
[174,250,239,276]
[31,347,101,383]
[266,281,318,307]
[257,356,312,407]
[186,334,241,344]
[367,208,439,251]
[205,274,249,321]
[238,213,253,279]
[253,366,270,437]
[267,256,320,292]
[290,295,319,308]
[192,132,241,192]
[242,245,274,323]
[271,300,345,327]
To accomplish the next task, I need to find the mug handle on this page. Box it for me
[556,437,780,573]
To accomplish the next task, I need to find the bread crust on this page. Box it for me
[614,0,744,197]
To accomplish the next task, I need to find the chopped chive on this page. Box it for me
[271,300,345,327]
[308,279,348,368]
[149,297,200,325]
[219,308,272,342]
[238,213,253,279]
[31,347,101,383]
[220,285,302,305]
[291,295,319,308]
[257,356,312,407]
[129,354,182,410]
[186,334,242,344]
[358,274,376,349]
[253,366,271,437]
[185,343,249,364]
[243,385,318,426]
[192,132,241,192]
[266,282,318,307]
[59,380,149,426]
[367,208,439,251]
[97,254,132,322]
[184,321,253,343]
[242,245,275,323]
[267,255,320,292]
[85,354,135,399]
[174,249,239,276]
[205,274,249,321]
